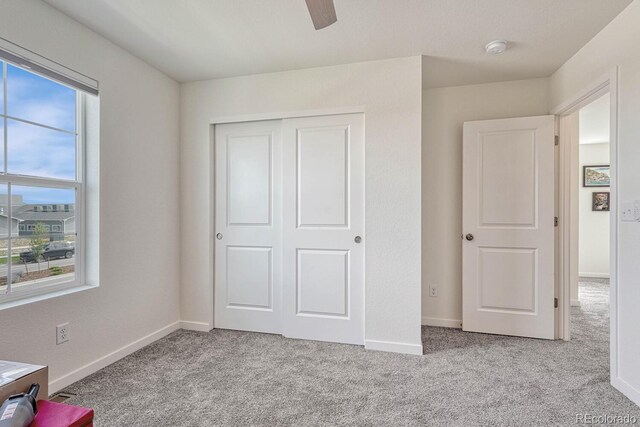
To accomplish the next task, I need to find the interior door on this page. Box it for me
[462,116,555,339]
[281,114,365,345]
[214,120,282,334]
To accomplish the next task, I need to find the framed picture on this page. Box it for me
[583,164,610,187]
[592,192,610,211]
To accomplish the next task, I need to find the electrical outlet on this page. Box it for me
[56,323,70,345]
[621,201,640,222]
[429,285,438,297]
[621,202,634,221]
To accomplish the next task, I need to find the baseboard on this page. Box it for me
[180,320,211,332]
[612,376,640,408]
[49,321,180,394]
[421,316,462,328]
[571,299,581,307]
[579,272,610,279]
[365,339,423,356]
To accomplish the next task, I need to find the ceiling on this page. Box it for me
[43,0,632,87]
[579,93,610,145]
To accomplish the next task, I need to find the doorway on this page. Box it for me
[460,80,618,346]
[571,93,611,310]
[555,76,617,343]
[572,93,612,343]
[213,113,366,345]
[553,70,620,390]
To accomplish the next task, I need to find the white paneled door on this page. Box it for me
[214,114,364,345]
[462,116,556,339]
[214,120,282,334]
[282,114,364,345]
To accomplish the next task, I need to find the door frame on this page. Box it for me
[551,69,619,379]
[208,106,366,335]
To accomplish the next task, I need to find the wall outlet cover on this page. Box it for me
[621,202,634,221]
[621,201,640,222]
[429,285,438,297]
[56,323,70,345]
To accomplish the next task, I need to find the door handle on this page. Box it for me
[216,233,223,240]
[354,236,362,243]
[465,234,474,241]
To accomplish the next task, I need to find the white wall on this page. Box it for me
[550,0,640,406]
[421,78,550,326]
[180,57,423,353]
[0,0,180,391]
[578,143,610,278]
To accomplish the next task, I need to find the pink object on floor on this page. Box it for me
[30,400,94,427]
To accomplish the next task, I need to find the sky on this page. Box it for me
[1,61,76,204]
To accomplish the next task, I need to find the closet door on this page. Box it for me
[282,114,365,345]
[214,120,282,334]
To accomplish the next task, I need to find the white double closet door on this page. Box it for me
[214,114,364,345]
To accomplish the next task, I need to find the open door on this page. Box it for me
[462,116,555,339]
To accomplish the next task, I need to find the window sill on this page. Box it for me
[0,283,98,312]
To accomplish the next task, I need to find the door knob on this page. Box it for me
[465,234,474,241]
[216,233,223,240]
[354,236,362,243]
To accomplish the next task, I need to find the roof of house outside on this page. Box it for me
[11,205,75,221]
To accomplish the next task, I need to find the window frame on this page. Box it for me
[0,61,86,304]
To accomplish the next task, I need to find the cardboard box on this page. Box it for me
[0,360,48,404]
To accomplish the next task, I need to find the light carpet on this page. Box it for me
[62,278,639,426]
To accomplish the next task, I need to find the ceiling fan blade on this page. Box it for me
[305,0,337,30]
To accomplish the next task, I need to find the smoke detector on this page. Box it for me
[485,40,508,55]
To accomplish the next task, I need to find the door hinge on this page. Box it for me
[554,216,558,227]
[554,298,558,308]
[555,135,559,146]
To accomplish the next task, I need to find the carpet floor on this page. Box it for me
[62,278,639,426]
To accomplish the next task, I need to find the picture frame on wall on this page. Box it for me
[583,164,610,187]
[592,192,610,211]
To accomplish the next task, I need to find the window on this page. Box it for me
[0,40,96,304]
